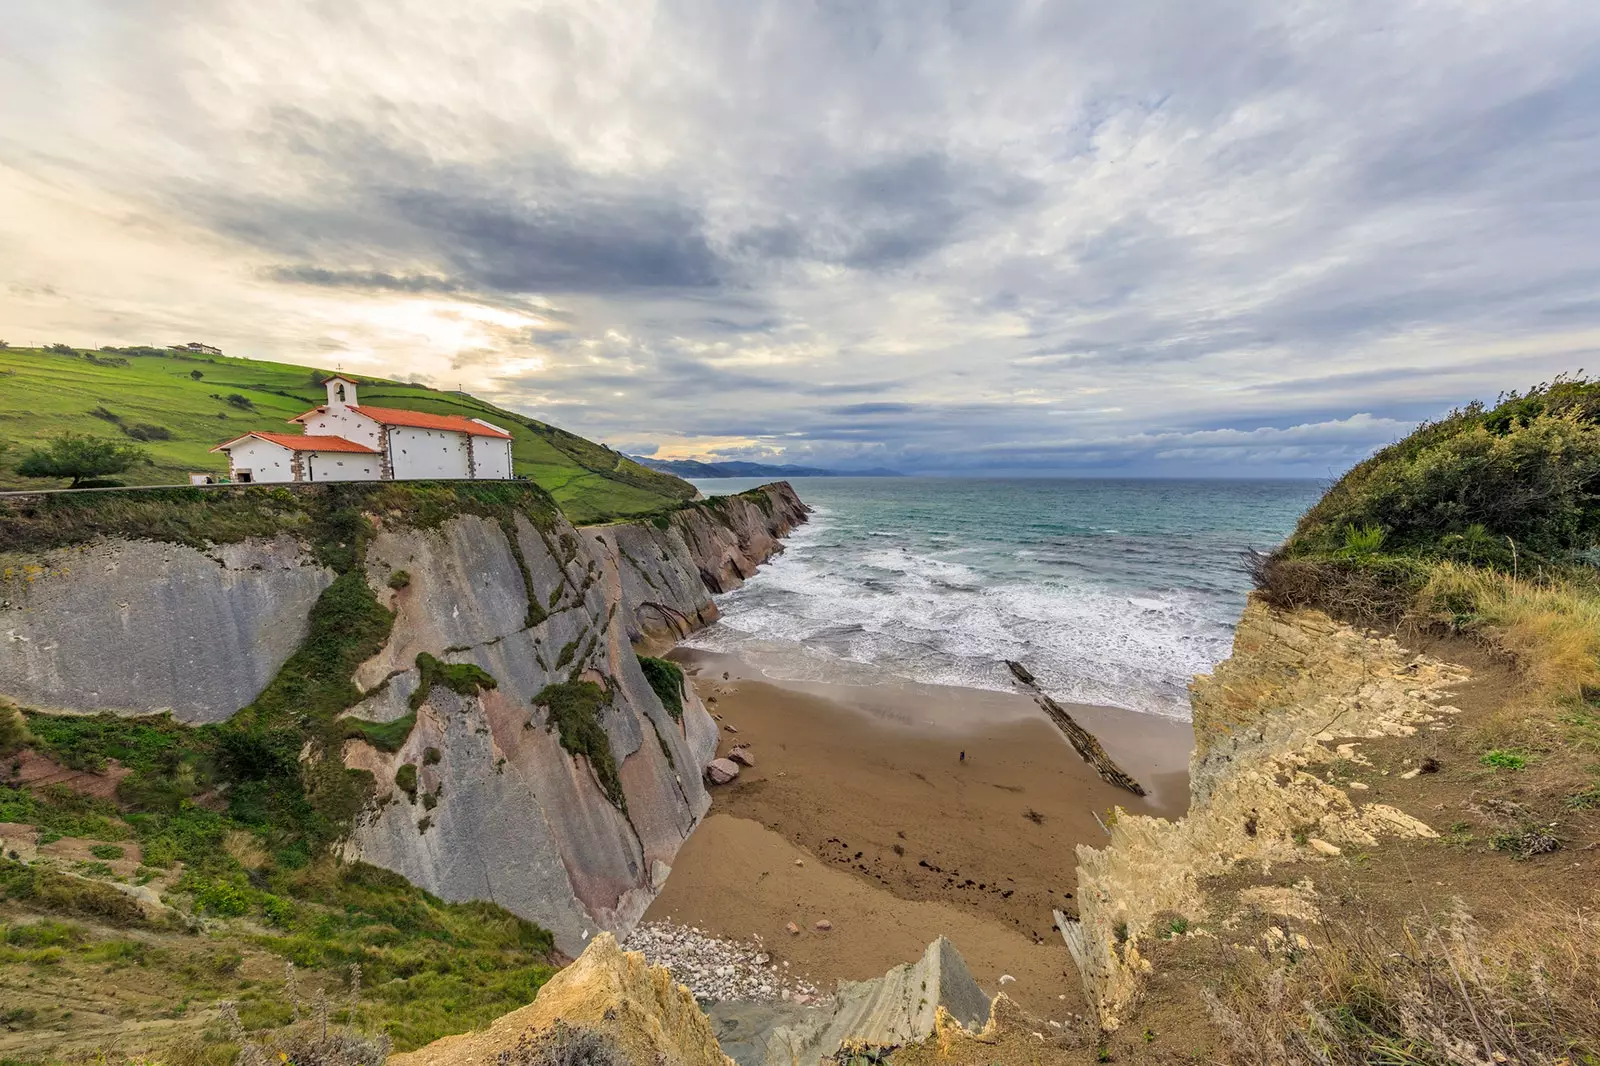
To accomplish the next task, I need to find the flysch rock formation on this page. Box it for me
[394,932,996,1066]
[1057,596,1469,1030]
[0,482,809,958]
[390,933,735,1066]
[742,936,994,1066]
[0,534,331,723]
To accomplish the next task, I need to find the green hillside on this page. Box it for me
[0,344,694,523]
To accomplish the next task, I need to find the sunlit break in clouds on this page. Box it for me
[4,2,1600,474]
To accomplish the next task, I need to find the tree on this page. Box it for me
[190,369,204,380]
[16,433,147,487]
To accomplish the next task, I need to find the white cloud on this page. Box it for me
[2,0,1599,473]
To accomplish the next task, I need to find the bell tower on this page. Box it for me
[324,375,358,409]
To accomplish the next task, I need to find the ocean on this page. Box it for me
[680,477,1324,719]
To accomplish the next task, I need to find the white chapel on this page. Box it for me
[211,376,515,483]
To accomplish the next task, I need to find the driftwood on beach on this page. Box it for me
[1005,660,1147,797]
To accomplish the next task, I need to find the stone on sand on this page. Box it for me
[706,758,740,785]
[729,745,756,767]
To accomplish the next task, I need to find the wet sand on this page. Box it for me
[644,649,1193,1019]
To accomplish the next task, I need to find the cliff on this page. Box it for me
[1058,596,1467,1029]
[0,480,807,956]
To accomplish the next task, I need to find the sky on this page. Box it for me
[3,2,1600,477]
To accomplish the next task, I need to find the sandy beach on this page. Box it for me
[643,649,1193,1019]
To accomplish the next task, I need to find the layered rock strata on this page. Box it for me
[0,482,808,956]
[1057,596,1469,1028]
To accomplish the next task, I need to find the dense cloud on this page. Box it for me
[3,0,1599,474]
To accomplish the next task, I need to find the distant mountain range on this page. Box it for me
[628,456,905,479]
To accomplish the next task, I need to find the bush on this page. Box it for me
[189,875,251,916]
[1288,377,1600,562]
[387,569,411,590]
[122,423,174,442]
[225,393,254,410]
[395,764,418,801]
[534,681,625,811]
[637,655,685,722]
[409,652,496,712]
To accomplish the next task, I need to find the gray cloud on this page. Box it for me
[3,0,1600,475]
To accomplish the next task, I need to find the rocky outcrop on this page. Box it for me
[396,934,995,1066]
[1057,596,1468,1029]
[0,481,806,957]
[0,535,331,723]
[392,933,735,1066]
[591,483,809,646]
[751,936,993,1066]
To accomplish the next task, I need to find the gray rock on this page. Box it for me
[0,535,331,723]
[728,746,755,767]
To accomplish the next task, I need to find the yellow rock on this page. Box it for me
[390,933,733,1066]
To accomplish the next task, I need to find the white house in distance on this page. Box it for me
[211,376,515,483]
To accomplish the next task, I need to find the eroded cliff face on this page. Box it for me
[0,482,808,956]
[0,535,332,723]
[1058,596,1468,1029]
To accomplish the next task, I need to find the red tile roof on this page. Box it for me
[352,406,514,438]
[289,404,513,439]
[211,432,380,454]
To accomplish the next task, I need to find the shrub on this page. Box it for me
[534,681,625,811]
[495,1021,624,1066]
[1289,378,1600,562]
[387,569,411,590]
[225,393,254,410]
[189,875,251,916]
[395,764,418,801]
[637,655,685,722]
[89,844,124,861]
[122,423,174,442]
[0,703,30,756]
[409,652,497,712]
[189,369,204,380]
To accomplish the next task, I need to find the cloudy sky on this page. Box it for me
[3,1,1599,475]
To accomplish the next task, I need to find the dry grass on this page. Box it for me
[1417,563,1600,701]
[1208,903,1600,1065]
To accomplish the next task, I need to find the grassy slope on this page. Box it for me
[0,345,693,523]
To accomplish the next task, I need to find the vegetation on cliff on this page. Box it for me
[637,655,686,722]
[533,681,627,812]
[1192,377,1600,1062]
[0,344,694,521]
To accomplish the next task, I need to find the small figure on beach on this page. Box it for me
[959,750,965,762]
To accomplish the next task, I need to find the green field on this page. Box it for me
[0,345,694,523]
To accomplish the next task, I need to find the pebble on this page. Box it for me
[624,921,819,1003]
[814,919,833,931]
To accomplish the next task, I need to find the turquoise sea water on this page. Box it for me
[682,477,1324,719]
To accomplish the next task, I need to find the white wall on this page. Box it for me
[304,451,381,482]
[389,427,471,480]
[299,408,383,449]
[223,438,295,483]
[469,435,514,479]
